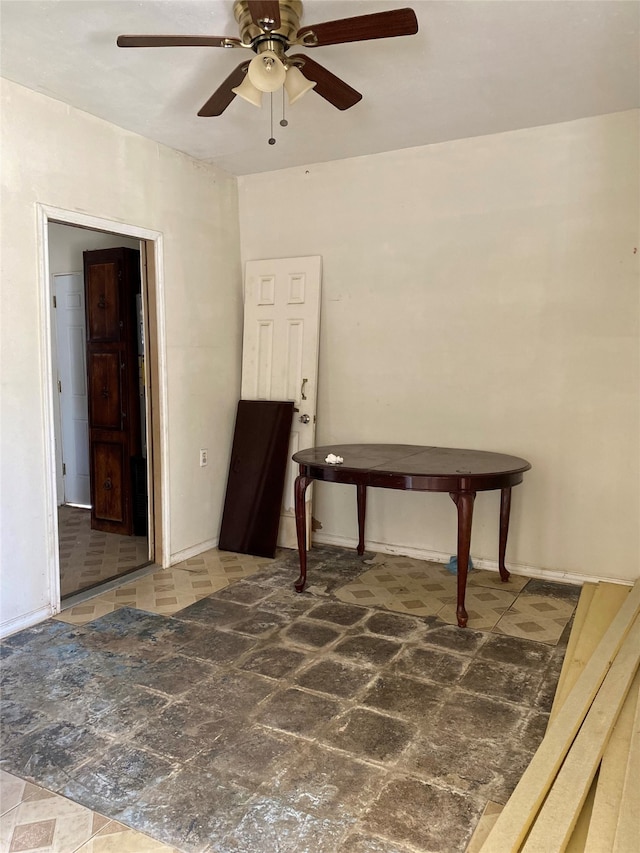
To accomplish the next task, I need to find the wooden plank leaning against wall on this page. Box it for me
[469,579,639,853]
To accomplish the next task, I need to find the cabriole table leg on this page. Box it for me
[294,473,313,592]
[450,490,476,628]
[498,487,512,582]
[356,484,367,556]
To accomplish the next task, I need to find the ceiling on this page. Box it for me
[1,1,638,176]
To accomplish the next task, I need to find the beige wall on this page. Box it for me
[238,111,640,583]
[1,76,637,635]
[0,79,243,634]
[48,223,140,274]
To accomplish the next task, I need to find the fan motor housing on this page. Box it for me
[233,0,302,47]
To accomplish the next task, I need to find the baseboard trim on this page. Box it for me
[312,533,633,588]
[1,605,54,639]
[170,537,219,565]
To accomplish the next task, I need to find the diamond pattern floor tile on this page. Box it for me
[0,772,178,853]
[91,567,230,616]
[0,782,100,852]
[57,547,576,641]
[334,556,567,636]
[438,587,518,631]
[54,599,124,627]
[58,506,149,598]
[76,819,180,852]
[0,771,39,816]
[335,559,459,620]
[382,596,444,617]
[55,549,269,625]
[493,593,577,644]
[467,569,529,593]
[174,549,273,578]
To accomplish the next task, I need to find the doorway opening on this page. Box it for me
[38,206,168,611]
[51,229,150,597]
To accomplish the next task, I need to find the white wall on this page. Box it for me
[48,222,140,274]
[0,79,243,634]
[238,110,640,584]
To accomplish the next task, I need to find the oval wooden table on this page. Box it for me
[292,444,531,627]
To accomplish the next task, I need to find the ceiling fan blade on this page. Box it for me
[117,34,242,48]
[198,62,250,116]
[289,55,362,110]
[297,8,418,47]
[247,1,281,30]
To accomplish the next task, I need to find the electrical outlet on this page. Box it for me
[199,448,208,467]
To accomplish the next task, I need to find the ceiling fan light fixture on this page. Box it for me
[231,73,263,106]
[284,65,316,104]
[247,49,286,92]
[117,2,419,118]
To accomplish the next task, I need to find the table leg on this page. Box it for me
[498,487,512,583]
[294,474,313,592]
[356,484,367,556]
[450,490,476,628]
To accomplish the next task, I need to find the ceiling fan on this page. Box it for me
[117,1,419,117]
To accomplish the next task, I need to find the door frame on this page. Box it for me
[37,204,170,613]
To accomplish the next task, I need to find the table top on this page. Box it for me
[293,443,531,492]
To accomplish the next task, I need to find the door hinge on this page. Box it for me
[53,295,57,308]
[62,463,66,475]
[57,379,62,393]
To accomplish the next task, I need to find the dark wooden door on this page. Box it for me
[84,247,142,534]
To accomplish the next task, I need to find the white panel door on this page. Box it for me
[242,256,322,549]
[54,273,90,506]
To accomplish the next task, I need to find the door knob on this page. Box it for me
[299,414,311,424]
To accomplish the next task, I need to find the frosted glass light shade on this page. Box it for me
[232,74,263,107]
[284,66,317,104]
[248,50,286,92]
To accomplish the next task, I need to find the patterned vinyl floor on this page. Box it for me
[58,546,574,645]
[335,554,576,643]
[58,506,149,599]
[57,551,273,626]
[0,771,178,852]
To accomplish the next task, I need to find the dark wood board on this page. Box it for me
[219,400,294,558]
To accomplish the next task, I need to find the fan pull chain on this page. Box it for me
[280,86,288,128]
[268,93,276,145]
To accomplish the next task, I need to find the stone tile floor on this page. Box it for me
[0,546,580,853]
